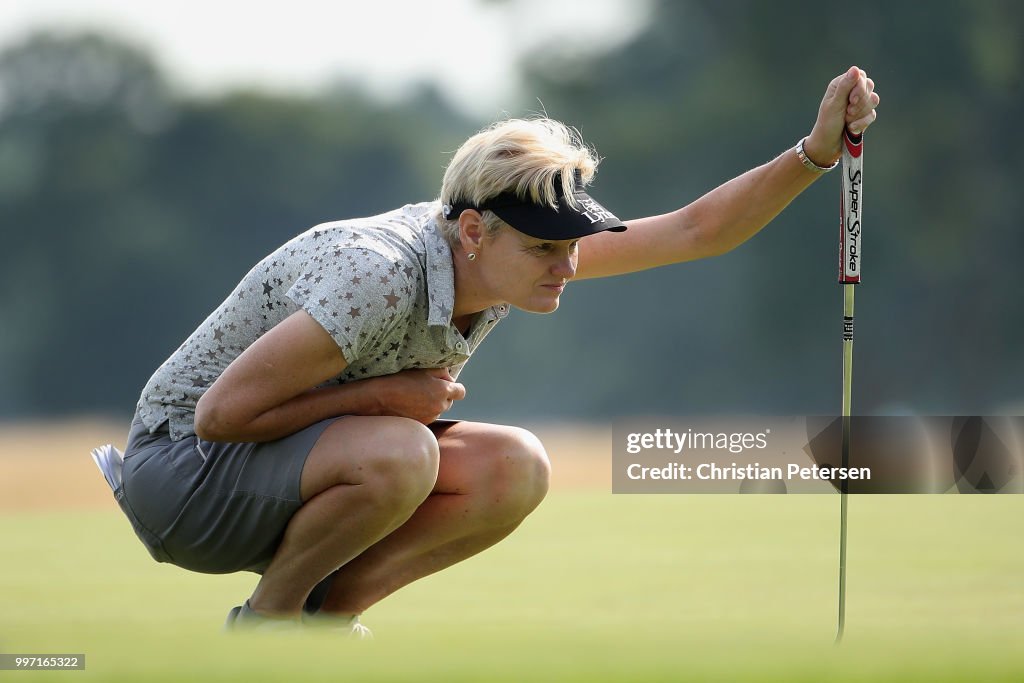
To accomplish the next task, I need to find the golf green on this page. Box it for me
[2,493,1022,681]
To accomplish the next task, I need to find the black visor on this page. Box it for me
[442,169,627,240]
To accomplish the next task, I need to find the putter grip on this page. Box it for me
[839,129,864,284]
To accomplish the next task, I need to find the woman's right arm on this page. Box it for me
[194,310,464,443]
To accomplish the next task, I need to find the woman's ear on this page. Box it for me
[458,210,485,254]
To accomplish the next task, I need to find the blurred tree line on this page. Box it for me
[1,0,1021,423]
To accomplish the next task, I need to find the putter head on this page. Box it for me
[91,444,124,492]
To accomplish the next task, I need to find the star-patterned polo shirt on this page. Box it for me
[136,202,509,442]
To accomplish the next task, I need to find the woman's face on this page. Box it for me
[476,226,579,314]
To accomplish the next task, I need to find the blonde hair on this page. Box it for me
[437,117,600,246]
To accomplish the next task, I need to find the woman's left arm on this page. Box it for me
[575,66,879,280]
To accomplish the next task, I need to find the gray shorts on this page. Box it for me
[118,413,338,574]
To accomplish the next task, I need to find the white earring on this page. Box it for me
[467,253,476,261]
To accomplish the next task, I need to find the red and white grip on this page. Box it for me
[839,129,864,284]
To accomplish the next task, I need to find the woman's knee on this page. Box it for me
[476,426,551,522]
[301,416,439,504]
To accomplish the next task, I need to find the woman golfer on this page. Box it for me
[108,66,879,635]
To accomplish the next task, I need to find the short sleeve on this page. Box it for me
[286,247,417,364]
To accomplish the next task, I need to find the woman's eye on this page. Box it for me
[530,241,575,255]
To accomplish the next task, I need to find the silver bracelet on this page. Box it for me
[795,137,839,173]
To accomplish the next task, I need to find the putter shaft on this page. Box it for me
[836,283,854,643]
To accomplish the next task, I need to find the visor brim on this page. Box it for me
[489,190,627,240]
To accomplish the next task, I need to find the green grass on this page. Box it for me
[2,494,1023,681]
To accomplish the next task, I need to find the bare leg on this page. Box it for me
[247,415,440,617]
[316,421,551,615]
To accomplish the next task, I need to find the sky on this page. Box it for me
[0,0,650,116]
